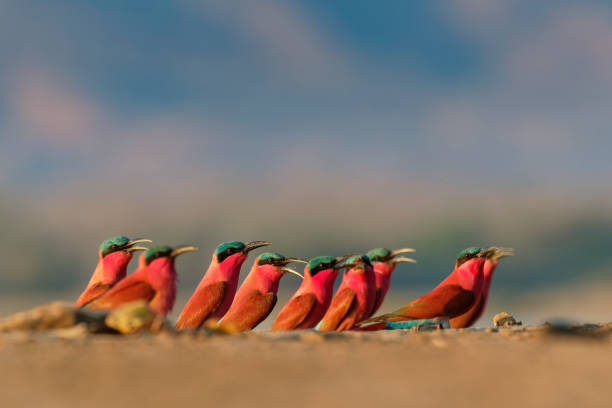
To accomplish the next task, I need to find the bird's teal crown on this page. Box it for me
[145,246,173,265]
[100,235,130,257]
[258,252,285,265]
[346,255,372,267]
[457,247,482,259]
[456,246,483,267]
[215,241,247,263]
[366,248,391,262]
[215,241,245,255]
[308,256,336,275]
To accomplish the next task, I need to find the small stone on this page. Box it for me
[0,302,76,331]
[203,318,240,335]
[431,338,448,348]
[52,323,90,339]
[300,331,326,342]
[493,312,522,328]
[105,301,160,334]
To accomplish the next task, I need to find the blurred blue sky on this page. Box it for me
[2,0,612,190]
[2,1,612,303]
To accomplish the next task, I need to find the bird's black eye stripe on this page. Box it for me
[311,262,333,275]
[102,243,126,258]
[456,254,475,267]
[217,247,242,263]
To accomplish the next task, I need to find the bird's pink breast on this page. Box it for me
[99,251,132,284]
[295,268,339,328]
[146,258,177,315]
[201,254,247,319]
[343,268,376,321]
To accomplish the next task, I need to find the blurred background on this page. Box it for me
[1,0,611,325]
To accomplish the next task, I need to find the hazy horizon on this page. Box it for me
[1,1,611,299]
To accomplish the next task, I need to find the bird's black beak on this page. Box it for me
[332,254,359,269]
[123,238,152,253]
[278,257,308,266]
[486,247,515,260]
[389,247,417,265]
[245,241,272,253]
[279,267,304,279]
[170,245,199,257]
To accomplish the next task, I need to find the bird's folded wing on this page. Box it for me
[271,293,317,330]
[361,284,474,324]
[336,298,361,331]
[222,290,277,331]
[75,282,112,307]
[87,280,155,310]
[371,287,384,317]
[449,293,484,329]
[318,288,356,331]
[175,282,227,330]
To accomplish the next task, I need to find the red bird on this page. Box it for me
[175,240,271,330]
[87,245,197,315]
[366,247,416,317]
[271,255,351,331]
[319,255,377,331]
[358,247,491,330]
[75,235,151,307]
[220,253,305,331]
[449,247,514,328]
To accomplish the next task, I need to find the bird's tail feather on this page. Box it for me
[359,313,395,325]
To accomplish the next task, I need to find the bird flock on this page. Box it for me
[76,236,514,332]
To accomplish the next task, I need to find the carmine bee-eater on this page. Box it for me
[175,240,271,330]
[319,255,377,331]
[358,247,491,330]
[366,247,416,317]
[87,245,197,315]
[75,235,152,307]
[220,253,306,331]
[449,247,514,328]
[271,255,352,331]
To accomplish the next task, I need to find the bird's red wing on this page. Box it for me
[361,284,475,324]
[87,280,155,311]
[449,293,484,328]
[319,288,356,331]
[336,299,362,331]
[75,283,112,307]
[370,287,384,317]
[222,290,277,332]
[271,294,317,330]
[175,282,227,330]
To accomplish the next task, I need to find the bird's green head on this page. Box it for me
[145,246,173,265]
[215,240,271,263]
[366,248,392,262]
[456,246,483,267]
[307,255,349,276]
[343,255,372,269]
[257,252,305,278]
[100,235,152,258]
[144,245,198,265]
[258,252,285,265]
[367,247,416,266]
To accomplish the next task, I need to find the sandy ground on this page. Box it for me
[1,284,611,408]
[1,325,611,408]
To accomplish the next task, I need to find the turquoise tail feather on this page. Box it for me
[385,318,450,330]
